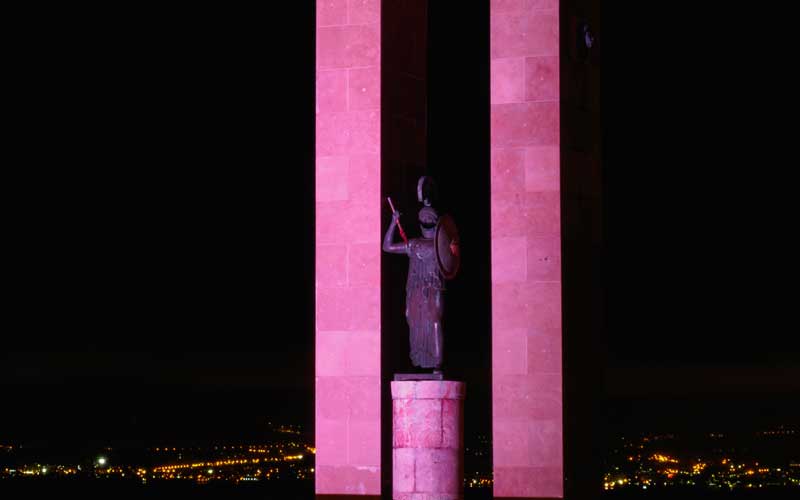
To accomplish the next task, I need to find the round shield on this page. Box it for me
[435,214,460,280]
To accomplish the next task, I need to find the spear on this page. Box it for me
[387,197,408,245]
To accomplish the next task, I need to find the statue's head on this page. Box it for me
[418,206,438,239]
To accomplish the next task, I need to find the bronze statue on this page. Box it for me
[384,177,460,372]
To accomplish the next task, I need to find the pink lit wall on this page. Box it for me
[490,0,563,497]
[315,0,381,495]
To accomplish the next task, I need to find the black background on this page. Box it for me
[4,4,316,445]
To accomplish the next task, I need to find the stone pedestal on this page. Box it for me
[391,380,465,500]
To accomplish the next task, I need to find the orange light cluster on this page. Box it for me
[651,454,679,464]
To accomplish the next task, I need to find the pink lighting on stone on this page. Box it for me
[391,381,465,500]
[491,0,563,497]
[316,0,381,495]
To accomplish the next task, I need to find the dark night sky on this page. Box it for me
[600,2,798,434]
[4,3,797,447]
[4,4,317,444]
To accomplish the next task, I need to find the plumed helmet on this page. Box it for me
[417,176,438,207]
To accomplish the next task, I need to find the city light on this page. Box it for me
[604,427,800,491]
[1,423,318,486]
[3,423,797,492]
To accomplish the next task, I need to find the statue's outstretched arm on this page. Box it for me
[383,212,407,254]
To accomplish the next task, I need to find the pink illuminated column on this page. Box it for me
[315,0,381,495]
[491,0,563,498]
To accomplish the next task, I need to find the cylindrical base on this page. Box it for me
[391,380,466,500]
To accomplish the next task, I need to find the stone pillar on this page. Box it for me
[315,0,381,495]
[391,381,465,500]
[490,0,563,497]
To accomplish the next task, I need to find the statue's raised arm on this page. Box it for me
[383,205,407,254]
